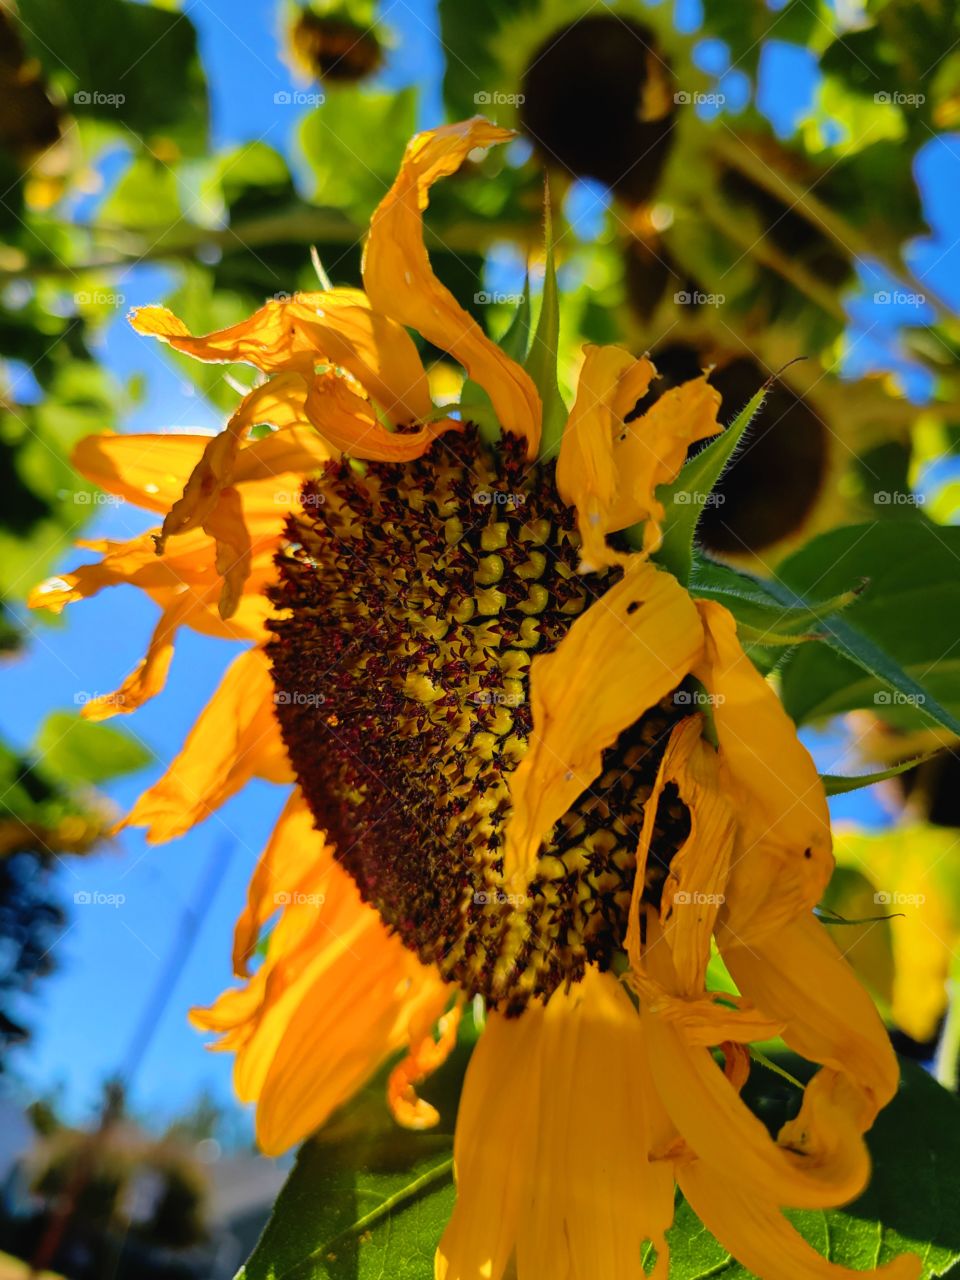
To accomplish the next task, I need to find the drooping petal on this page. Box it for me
[606,374,721,553]
[388,1003,461,1130]
[196,853,450,1156]
[721,911,900,1114]
[290,291,432,424]
[556,347,720,568]
[678,1158,921,1280]
[303,370,459,460]
[694,599,833,943]
[130,297,325,372]
[642,1006,872,1210]
[81,583,221,722]
[231,787,324,977]
[437,968,675,1280]
[626,716,736,995]
[504,559,702,885]
[556,345,655,570]
[124,648,293,843]
[363,118,541,455]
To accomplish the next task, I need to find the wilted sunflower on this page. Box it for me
[33,119,920,1280]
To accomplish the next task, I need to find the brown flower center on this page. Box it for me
[268,429,690,1011]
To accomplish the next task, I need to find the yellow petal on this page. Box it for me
[80,583,220,722]
[388,1003,461,1130]
[437,968,675,1280]
[363,118,541,455]
[626,717,736,995]
[232,788,326,976]
[721,912,900,1114]
[125,648,292,843]
[291,291,432,424]
[304,370,459,460]
[71,432,210,513]
[678,1158,921,1280]
[630,909,782,1045]
[833,825,954,1042]
[247,873,448,1155]
[556,345,655,569]
[607,374,721,553]
[130,297,324,371]
[504,559,702,885]
[694,599,833,943]
[557,348,720,567]
[230,422,331,482]
[642,1006,872,1209]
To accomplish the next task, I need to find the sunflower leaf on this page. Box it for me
[657,1055,960,1279]
[529,182,567,462]
[652,387,768,586]
[238,1017,478,1280]
[821,751,940,796]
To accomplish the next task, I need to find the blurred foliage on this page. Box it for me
[3,0,960,1274]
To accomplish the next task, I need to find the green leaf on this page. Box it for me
[655,1056,960,1279]
[649,388,767,586]
[301,87,417,222]
[775,521,960,736]
[33,712,152,786]
[17,0,209,152]
[100,152,182,232]
[239,1017,479,1280]
[528,186,567,462]
[821,751,940,796]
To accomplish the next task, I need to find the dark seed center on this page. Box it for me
[267,429,690,1011]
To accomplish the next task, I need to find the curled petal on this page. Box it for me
[643,1006,873,1210]
[363,118,541,455]
[721,912,900,1115]
[504,559,702,885]
[304,371,459,460]
[388,1004,461,1130]
[626,717,736,995]
[290,291,432,424]
[125,648,293,843]
[557,345,654,569]
[557,346,720,567]
[678,1158,921,1280]
[130,297,325,371]
[695,599,833,942]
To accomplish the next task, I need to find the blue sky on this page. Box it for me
[2,0,958,1131]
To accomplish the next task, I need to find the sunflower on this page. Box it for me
[32,118,920,1280]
